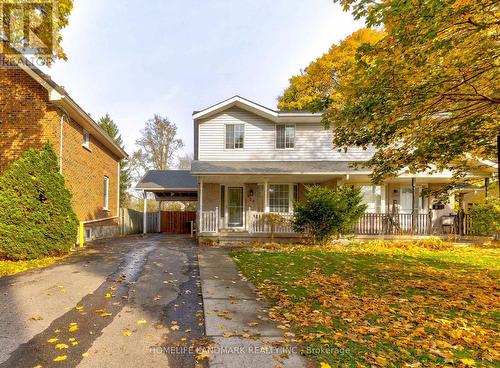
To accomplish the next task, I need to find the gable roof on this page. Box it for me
[192,95,323,123]
[10,55,127,159]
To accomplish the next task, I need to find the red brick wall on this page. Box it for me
[0,64,120,222]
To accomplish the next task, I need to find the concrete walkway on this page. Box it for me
[199,248,307,368]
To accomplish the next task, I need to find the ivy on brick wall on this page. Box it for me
[0,143,78,260]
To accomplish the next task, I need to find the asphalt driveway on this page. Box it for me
[0,235,207,368]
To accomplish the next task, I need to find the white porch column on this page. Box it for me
[143,191,147,234]
[264,180,269,213]
[199,178,203,232]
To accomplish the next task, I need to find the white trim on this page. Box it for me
[224,123,245,150]
[143,191,147,234]
[192,171,372,175]
[267,183,293,214]
[275,124,296,150]
[103,176,110,211]
[138,188,198,191]
[117,161,120,213]
[193,96,322,122]
[81,216,118,225]
[226,186,245,228]
[18,63,127,159]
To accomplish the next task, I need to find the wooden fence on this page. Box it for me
[160,211,196,233]
[119,208,159,235]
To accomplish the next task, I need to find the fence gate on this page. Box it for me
[161,211,196,234]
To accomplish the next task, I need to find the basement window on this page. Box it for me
[82,130,90,149]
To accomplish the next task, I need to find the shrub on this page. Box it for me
[469,198,500,237]
[261,213,290,241]
[293,185,367,244]
[0,143,78,260]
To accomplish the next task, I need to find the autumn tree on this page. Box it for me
[132,115,184,177]
[0,0,73,64]
[98,114,130,207]
[278,28,384,111]
[326,0,499,182]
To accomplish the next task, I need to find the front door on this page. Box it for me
[227,187,243,227]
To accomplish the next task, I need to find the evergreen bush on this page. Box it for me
[0,143,78,260]
[293,185,367,244]
[470,198,500,238]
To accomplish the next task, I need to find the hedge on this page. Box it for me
[0,143,78,260]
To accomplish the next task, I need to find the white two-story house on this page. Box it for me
[136,96,496,239]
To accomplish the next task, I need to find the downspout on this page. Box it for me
[57,107,70,174]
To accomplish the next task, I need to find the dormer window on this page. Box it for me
[276,124,295,149]
[82,130,90,149]
[225,124,244,149]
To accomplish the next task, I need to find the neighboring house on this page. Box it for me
[137,96,496,240]
[0,54,127,241]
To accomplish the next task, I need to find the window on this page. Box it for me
[225,124,244,149]
[276,124,295,149]
[269,184,290,213]
[360,185,382,213]
[82,130,90,149]
[103,176,109,210]
[84,227,92,241]
[293,184,299,202]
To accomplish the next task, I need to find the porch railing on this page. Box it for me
[200,208,218,233]
[250,212,295,234]
[354,213,432,235]
[199,210,478,237]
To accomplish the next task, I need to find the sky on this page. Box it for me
[43,0,364,159]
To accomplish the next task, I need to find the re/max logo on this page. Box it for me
[0,0,56,58]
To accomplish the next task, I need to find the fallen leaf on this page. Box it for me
[53,355,67,362]
[137,319,147,325]
[196,350,210,361]
[460,359,476,367]
[30,316,44,321]
[47,338,58,343]
[55,343,68,350]
[122,329,132,336]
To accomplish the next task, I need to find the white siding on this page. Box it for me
[198,108,375,161]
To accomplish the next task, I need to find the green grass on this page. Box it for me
[231,242,499,367]
[0,256,66,276]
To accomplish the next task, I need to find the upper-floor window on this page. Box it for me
[82,130,90,149]
[225,124,244,149]
[276,124,295,149]
[103,176,109,210]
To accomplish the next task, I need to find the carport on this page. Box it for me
[135,170,198,234]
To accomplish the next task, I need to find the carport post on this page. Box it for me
[143,191,147,234]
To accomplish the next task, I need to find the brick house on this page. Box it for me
[0,55,127,241]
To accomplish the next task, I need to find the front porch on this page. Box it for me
[197,174,468,238]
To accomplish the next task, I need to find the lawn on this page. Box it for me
[231,241,499,368]
[0,256,66,277]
